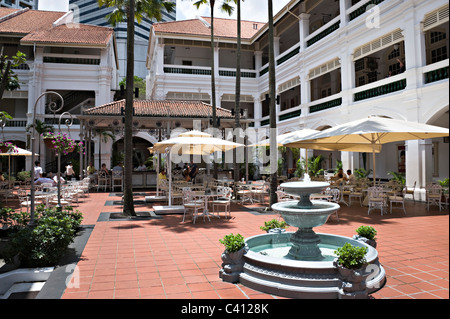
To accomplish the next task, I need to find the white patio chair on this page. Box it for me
[367,186,387,215]
[211,186,232,219]
[97,171,110,192]
[112,170,123,192]
[18,189,41,213]
[348,187,363,207]
[182,188,204,224]
[388,186,406,214]
[426,183,442,211]
[236,182,253,204]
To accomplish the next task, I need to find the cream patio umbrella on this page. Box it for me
[153,130,245,206]
[284,116,450,185]
[249,129,322,175]
[0,147,38,183]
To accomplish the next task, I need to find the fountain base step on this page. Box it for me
[241,232,386,299]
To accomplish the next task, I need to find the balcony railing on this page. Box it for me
[219,68,257,78]
[277,44,300,66]
[425,66,449,84]
[4,118,28,128]
[164,65,211,76]
[354,78,406,102]
[309,97,342,114]
[349,0,386,21]
[305,16,340,48]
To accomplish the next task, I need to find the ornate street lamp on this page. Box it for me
[29,91,64,226]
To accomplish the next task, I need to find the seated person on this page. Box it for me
[347,169,356,184]
[158,169,167,182]
[53,174,65,185]
[87,162,97,175]
[333,168,348,184]
[34,173,56,186]
[112,162,124,171]
[100,163,110,175]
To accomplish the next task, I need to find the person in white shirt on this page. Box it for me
[65,162,75,181]
[347,170,356,184]
[34,160,43,180]
[34,173,55,186]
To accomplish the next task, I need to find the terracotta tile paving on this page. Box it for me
[28,189,447,300]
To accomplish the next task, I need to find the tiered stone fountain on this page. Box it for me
[239,177,386,299]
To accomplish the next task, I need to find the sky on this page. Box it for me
[38,0,292,22]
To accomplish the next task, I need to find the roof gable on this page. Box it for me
[0,8,66,35]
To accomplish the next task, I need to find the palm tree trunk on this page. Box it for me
[123,0,136,216]
[233,0,241,185]
[268,0,278,206]
[210,1,218,180]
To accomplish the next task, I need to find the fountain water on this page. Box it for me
[238,179,386,299]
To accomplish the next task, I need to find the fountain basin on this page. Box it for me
[239,232,386,299]
[272,200,340,229]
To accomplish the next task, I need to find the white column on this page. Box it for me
[299,68,310,117]
[406,139,433,200]
[156,43,165,75]
[274,37,280,58]
[339,46,355,109]
[402,9,426,90]
[339,0,351,28]
[299,13,310,52]
[254,51,263,72]
[253,94,262,127]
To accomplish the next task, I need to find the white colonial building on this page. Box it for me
[146,0,449,199]
[0,7,118,174]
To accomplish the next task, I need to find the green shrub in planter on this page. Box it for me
[219,233,245,253]
[5,206,83,267]
[334,243,368,270]
[355,226,377,241]
[260,219,287,232]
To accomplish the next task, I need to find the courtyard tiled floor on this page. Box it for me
[57,190,449,300]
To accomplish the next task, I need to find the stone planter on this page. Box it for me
[353,235,377,248]
[334,260,370,299]
[219,246,247,283]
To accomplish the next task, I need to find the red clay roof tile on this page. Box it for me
[153,17,264,40]
[21,23,114,47]
[84,99,233,119]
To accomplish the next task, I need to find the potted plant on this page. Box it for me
[333,243,370,299]
[41,132,76,155]
[353,225,377,248]
[219,233,247,283]
[0,141,18,153]
[260,218,287,233]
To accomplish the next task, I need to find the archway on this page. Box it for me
[113,136,153,170]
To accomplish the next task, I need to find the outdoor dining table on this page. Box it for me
[191,191,222,221]
[29,190,57,208]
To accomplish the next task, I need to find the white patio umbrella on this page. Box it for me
[0,147,38,184]
[153,130,245,206]
[284,116,449,185]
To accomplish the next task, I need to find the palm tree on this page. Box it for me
[193,0,234,179]
[98,0,175,216]
[223,0,243,187]
[268,0,278,206]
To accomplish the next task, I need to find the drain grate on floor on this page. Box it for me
[98,212,162,222]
